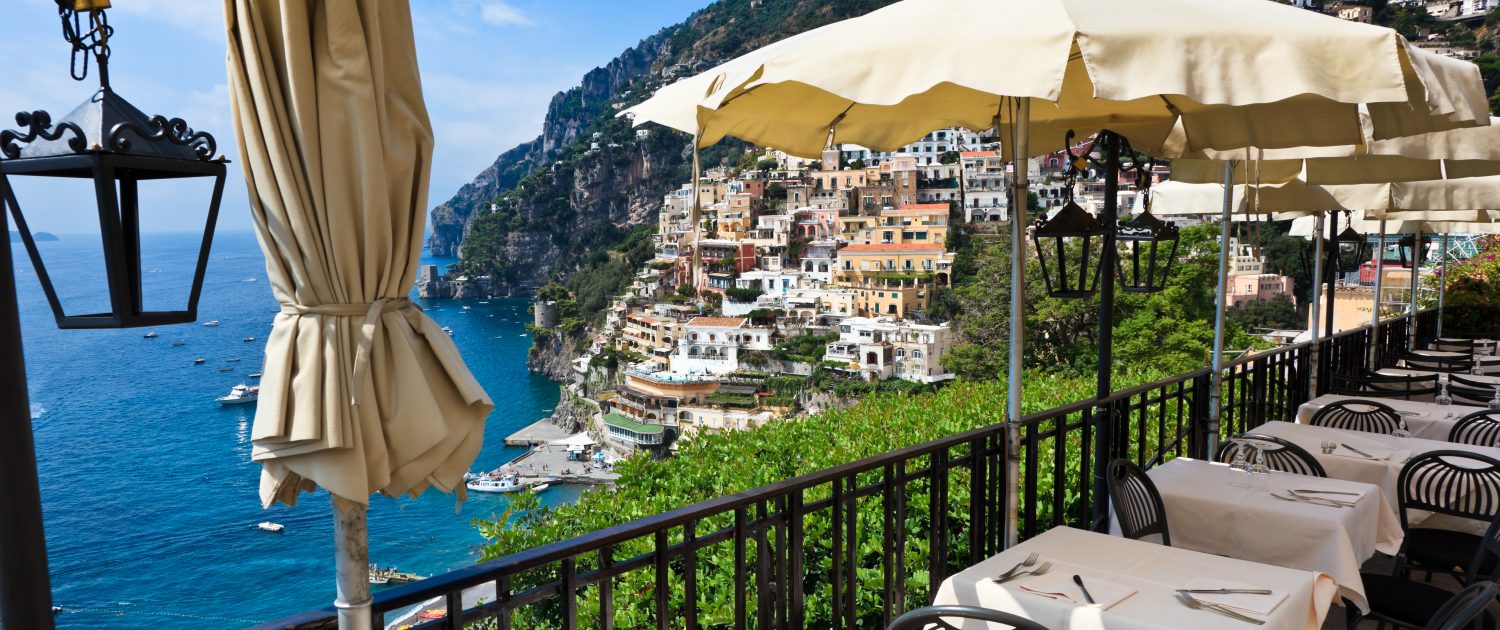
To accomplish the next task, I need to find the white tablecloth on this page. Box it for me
[1296,393,1485,442]
[1256,421,1500,534]
[1131,458,1399,612]
[932,526,1337,630]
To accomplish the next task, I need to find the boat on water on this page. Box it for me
[368,565,424,586]
[441,326,454,336]
[531,483,550,492]
[225,357,242,363]
[194,358,206,364]
[243,336,256,342]
[255,521,284,533]
[217,384,259,405]
[203,320,221,327]
[172,341,186,347]
[465,471,525,493]
[219,367,234,372]
[143,332,158,339]
[248,372,262,379]
[461,305,470,310]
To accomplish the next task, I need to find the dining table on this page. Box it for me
[931,526,1338,629]
[1296,393,1486,442]
[1255,420,1500,534]
[1114,458,1399,612]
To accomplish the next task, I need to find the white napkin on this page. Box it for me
[1016,572,1135,610]
[1179,578,1289,616]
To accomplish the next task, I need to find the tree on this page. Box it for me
[849,157,866,169]
[1227,294,1301,331]
[937,150,961,165]
[755,157,779,171]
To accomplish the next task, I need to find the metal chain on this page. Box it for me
[57,1,112,85]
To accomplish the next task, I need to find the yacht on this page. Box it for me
[194,358,206,364]
[442,326,454,336]
[255,521,284,533]
[203,320,221,327]
[217,384,259,405]
[464,471,525,493]
[143,331,158,339]
[243,336,256,342]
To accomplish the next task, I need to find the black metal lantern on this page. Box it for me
[1,1,226,328]
[1331,223,1369,273]
[1115,211,1180,293]
[1032,200,1107,299]
[1397,234,1427,269]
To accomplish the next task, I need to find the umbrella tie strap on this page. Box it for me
[279,298,415,406]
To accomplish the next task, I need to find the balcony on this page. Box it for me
[258,312,1439,629]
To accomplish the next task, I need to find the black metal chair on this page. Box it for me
[1395,351,1475,374]
[1352,515,1500,629]
[1475,357,1500,377]
[1424,581,1500,630]
[1329,372,1439,401]
[1396,451,1500,583]
[887,605,1048,630]
[1308,399,1406,435]
[1450,411,1500,448]
[1106,459,1170,546]
[1215,433,1326,477]
[1449,384,1498,408]
[1433,339,1478,354]
[1452,374,1499,390]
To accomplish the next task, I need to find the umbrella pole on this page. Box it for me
[1004,99,1030,548]
[1090,131,1124,532]
[1206,160,1236,459]
[1308,214,1325,399]
[1323,213,1338,339]
[0,200,55,630]
[1407,231,1423,350]
[333,496,372,630]
[1369,221,1387,370]
[1437,233,1449,338]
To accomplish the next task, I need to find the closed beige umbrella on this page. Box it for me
[224,0,493,625]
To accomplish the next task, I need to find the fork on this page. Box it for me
[1174,591,1265,625]
[997,561,1052,584]
[1270,492,1352,508]
[992,552,1039,583]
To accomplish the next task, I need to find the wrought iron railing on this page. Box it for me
[254,311,1437,630]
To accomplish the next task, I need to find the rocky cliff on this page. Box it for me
[527,329,585,382]
[429,0,898,293]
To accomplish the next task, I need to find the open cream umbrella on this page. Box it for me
[624,0,1488,550]
[224,0,494,626]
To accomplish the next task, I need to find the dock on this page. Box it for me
[502,418,571,446]
[504,443,619,486]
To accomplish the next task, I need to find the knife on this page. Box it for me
[1291,489,1359,496]
[1339,443,1375,458]
[1180,588,1274,595]
[1073,574,1096,605]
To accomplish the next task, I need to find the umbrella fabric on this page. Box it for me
[624,0,1487,158]
[1144,180,1394,217]
[225,0,493,507]
[1287,212,1500,236]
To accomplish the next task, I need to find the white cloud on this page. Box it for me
[479,1,533,27]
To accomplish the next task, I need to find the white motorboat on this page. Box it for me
[243,336,256,342]
[255,521,284,533]
[217,384,259,405]
[531,483,550,492]
[465,472,524,493]
[143,331,158,339]
[225,357,242,363]
[194,358,206,364]
[203,320,221,327]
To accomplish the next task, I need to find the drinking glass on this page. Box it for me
[1436,375,1454,418]
[1490,385,1500,411]
[1319,440,1336,455]
[1248,444,1271,493]
[1228,440,1251,489]
[1392,427,1412,463]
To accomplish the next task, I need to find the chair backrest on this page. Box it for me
[1450,374,1498,390]
[1449,411,1500,448]
[1424,581,1500,630]
[1476,356,1500,376]
[1328,373,1438,401]
[1215,433,1326,477]
[1433,339,1478,353]
[1449,385,1497,408]
[1398,450,1500,532]
[1106,459,1171,546]
[887,605,1048,630]
[1396,352,1472,374]
[1309,399,1405,435]
[1462,515,1500,585]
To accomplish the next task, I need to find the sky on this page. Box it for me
[0,0,708,234]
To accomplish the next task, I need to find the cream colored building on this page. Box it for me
[824,317,955,383]
[835,243,953,317]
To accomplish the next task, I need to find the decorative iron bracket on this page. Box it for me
[109,116,218,161]
[0,111,87,159]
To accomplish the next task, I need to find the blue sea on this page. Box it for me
[15,231,577,628]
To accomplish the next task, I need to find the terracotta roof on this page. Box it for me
[687,316,747,328]
[960,151,997,157]
[627,313,660,325]
[838,243,946,253]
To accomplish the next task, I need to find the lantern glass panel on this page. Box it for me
[1031,201,1106,299]
[1115,212,1180,294]
[4,173,113,315]
[1397,235,1425,269]
[132,176,220,313]
[1333,227,1368,273]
